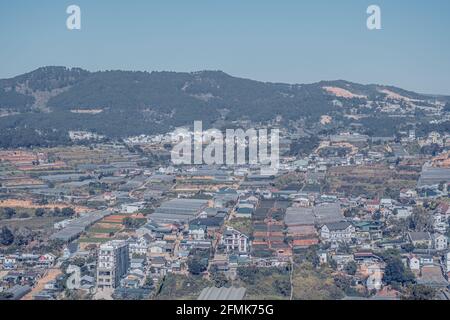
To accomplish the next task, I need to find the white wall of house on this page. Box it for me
[434,235,448,251]
[320,225,355,243]
[221,227,248,253]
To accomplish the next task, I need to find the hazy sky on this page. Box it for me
[1,0,449,94]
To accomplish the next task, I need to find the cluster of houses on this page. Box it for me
[1,118,450,300]
[0,253,56,270]
[0,253,58,300]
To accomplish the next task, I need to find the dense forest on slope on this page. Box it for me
[0,66,448,148]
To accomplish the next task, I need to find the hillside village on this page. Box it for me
[0,102,450,301]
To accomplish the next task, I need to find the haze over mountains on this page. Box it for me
[0,66,448,148]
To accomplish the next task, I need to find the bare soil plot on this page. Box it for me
[0,199,89,213]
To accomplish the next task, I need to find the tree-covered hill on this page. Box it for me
[0,66,448,147]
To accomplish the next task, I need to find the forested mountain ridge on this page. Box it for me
[0,66,448,148]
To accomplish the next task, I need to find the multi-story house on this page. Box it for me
[128,236,151,258]
[433,214,449,234]
[408,255,421,274]
[97,240,130,289]
[400,189,418,199]
[38,253,56,267]
[220,227,249,253]
[320,222,355,243]
[432,233,448,251]
[189,224,207,240]
[394,206,413,219]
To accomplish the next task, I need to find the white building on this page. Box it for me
[380,198,394,209]
[408,255,421,273]
[433,215,449,234]
[394,206,413,219]
[97,240,130,289]
[445,252,450,273]
[189,225,207,240]
[54,218,74,230]
[320,222,355,243]
[121,202,146,214]
[317,251,328,264]
[38,253,56,267]
[128,236,150,258]
[409,130,416,141]
[427,132,443,146]
[220,227,249,253]
[400,189,417,199]
[432,234,448,251]
[149,241,166,254]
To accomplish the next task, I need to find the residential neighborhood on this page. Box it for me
[1,120,450,301]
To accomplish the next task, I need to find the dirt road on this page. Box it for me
[22,268,61,300]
